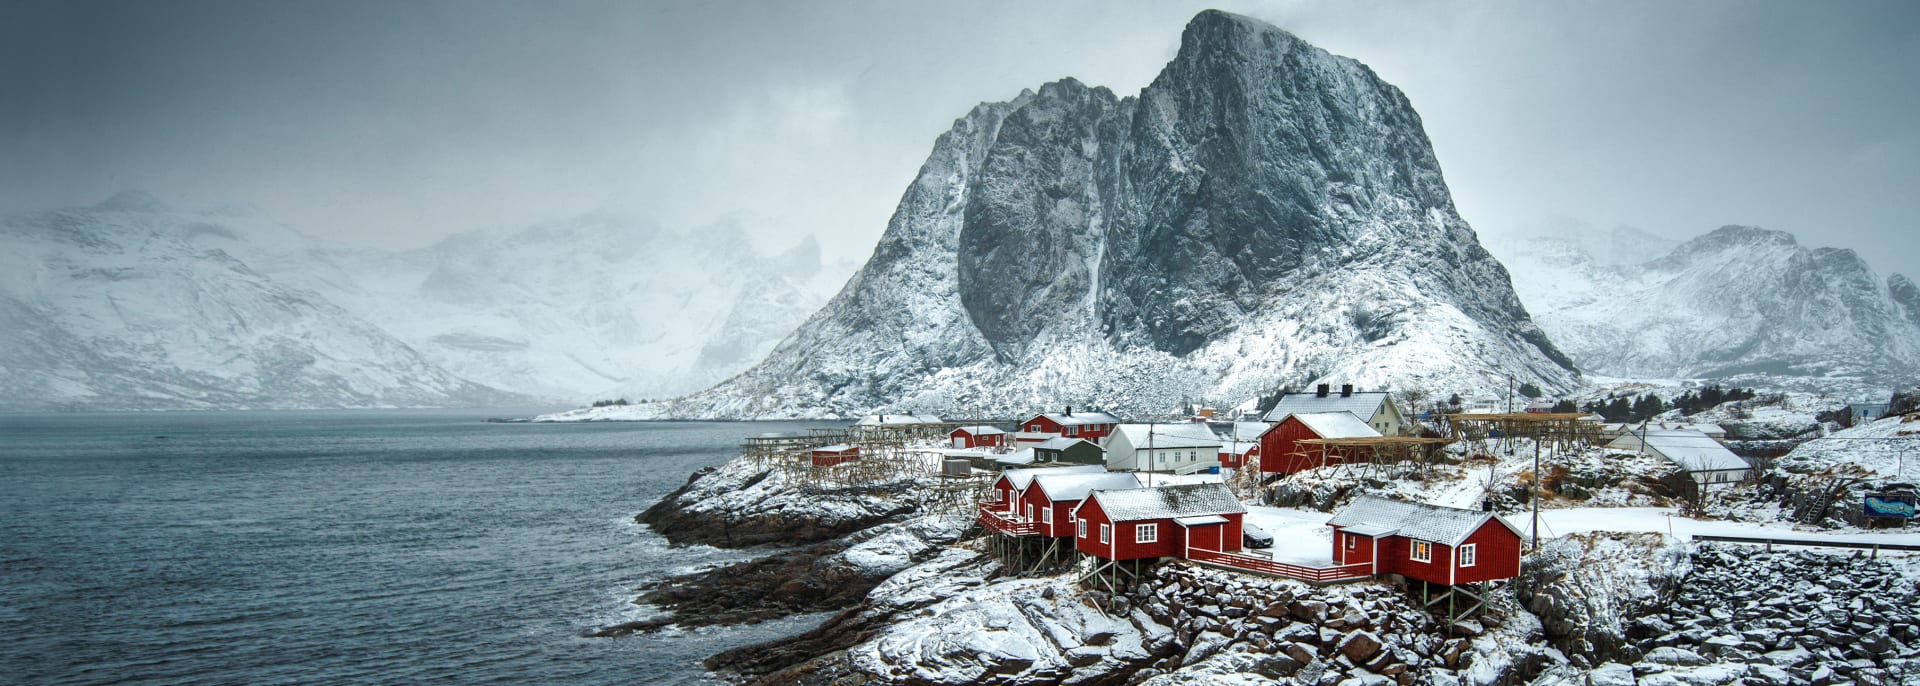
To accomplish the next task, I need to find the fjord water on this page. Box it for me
[0,411,830,684]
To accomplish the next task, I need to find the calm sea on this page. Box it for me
[0,410,835,685]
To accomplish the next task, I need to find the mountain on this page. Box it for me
[648,11,1578,419]
[265,216,843,402]
[0,194,844,410]
[1496,225,1920,393]
[0,193,518,410]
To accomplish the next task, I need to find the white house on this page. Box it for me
[1607,428,1752,486]
[1262,384,1406,436]
[1104,423,1223,474]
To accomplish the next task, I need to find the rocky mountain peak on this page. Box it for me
[90,190,169,213]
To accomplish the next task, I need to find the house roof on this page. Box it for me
[1086,483,1246,522]
[1607,429,1749,473]
[1113,423,1222,449]
[1011,431,1061,440]
[950,425,1006,436]
[814,444,856,453]
[999,463,1105,490]
[1286,412,1382,440]
[1173,515,1229,527]
[1262,392,1396,423]
[1031,411,1124,427]
[1229,421,1272,442]
[1035,437,1102,452]
[1031,472,1138,502]
[856,414,945,426]
[1326,495,1519,547]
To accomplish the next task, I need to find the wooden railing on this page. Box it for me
[977,505,1039,536]
[1692,534,1920,557]
[1187,548,1373,583]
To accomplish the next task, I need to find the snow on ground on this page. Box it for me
[1241,506,1338,566]
[1526,506,1920,547]
[1773,413,1920,481]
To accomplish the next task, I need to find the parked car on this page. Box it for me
[1242,522,1273,548]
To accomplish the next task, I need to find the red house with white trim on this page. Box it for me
[1022,407,1123,442]
[1071,483,1247,561]
[1325,495,1522,585]
[1258,412,1381,475]
[948,424,1006,449]
[1019,471,1140,538]
[811,444,859,468]
[987,464,1106,517]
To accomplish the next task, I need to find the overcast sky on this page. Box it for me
[3,1,1916,275]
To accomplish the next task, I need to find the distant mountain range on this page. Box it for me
[1491,225,1920,396]
[0,192,843,410]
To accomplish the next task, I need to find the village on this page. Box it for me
[726,383,1920,640]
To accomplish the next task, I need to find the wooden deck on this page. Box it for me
[977,504,1040,536]
[1187,548,1373,583]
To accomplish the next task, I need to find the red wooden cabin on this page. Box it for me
[1218,442,1259,470]
[1019,471,1139,538]
[810,444,859,468]
[1258,412,1380,475]
[1021,407,1123,442]
[948,425,1006,449]
[986,464,1106,517]
[1072,483,1247,561]
[1326,496,1522,585]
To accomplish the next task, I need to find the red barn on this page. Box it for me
[1258,412,1381,474]
[1326,496,1522,585]
[810,444,859,468]
[987,464,1106,518]
[1021,407,1123,442]
[948,424,1006,449]
[1072,483,1247,561]
[1020,472,1139,538]
[1218,442,1259,470]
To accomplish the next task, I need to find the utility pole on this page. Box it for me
[1531,436,1541,551]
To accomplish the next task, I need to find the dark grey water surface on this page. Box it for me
[0,411,833,685]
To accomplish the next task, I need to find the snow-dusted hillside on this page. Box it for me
[0,194,845,409]
[0,192,518,410]
[1494,225,1920,396]
[647,11,1578,420]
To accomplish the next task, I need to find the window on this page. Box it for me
[1099,523,1111,544]
[1410,540,1432,563]
[1077,519,1087,538]
[1065,425,1078,436]
[1025,503,1035,521]
[1189,451,1197,462]
[1345,534,1356,550]
[1041,507,1051,525]
[1459,544,1477,567]
[1136,523,1158,543]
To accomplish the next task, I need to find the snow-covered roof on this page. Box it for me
[1608,429,1749,474]
[1031,472,1138,502]
[856,414,946,426]
[1222,442,1258,456]
[1011,431,1061,440]
[1031,411,1124,427]
[992,449,1038,466]
[949,425,1005,435]
[1034,437,1101,452]
[1173,515,1229,527]
[1326,495,1518,547]
[1285,412,1382,440]
[1229,421,1272,442]
[814,444,856,453]
[1262,392,1395,423]
[1087,483,1246,522]
[1113,423,1222,449]
[1000,463,1105,490]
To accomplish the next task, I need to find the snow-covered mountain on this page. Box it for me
[265,216,843,402]
[0,193,843,410]
[0,192,518,410]
[647,11,1578,419]
[1495,225,1920,394]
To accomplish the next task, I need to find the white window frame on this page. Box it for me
[1065,425,1078,436]
[1099,523,1111,544]
[1041,506,1051,526]
[1077,519,1087,538]
[1410,540,1432,563]
[1136,523,1158,543]
[1346,534,1357,550]
[1459,543,1477,567]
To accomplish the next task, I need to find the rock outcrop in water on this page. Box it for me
[640,457,929,547]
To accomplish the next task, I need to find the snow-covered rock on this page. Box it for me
[649,10,1578,419]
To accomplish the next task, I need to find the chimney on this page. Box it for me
[1065,405,1072,416]
[1316,384,1330,398]
[1341,384,1353,398]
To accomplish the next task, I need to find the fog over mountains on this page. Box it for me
[0,192,841,410]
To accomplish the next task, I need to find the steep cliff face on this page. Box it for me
[665,11,1576,418]
[1499,225,1920,393]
